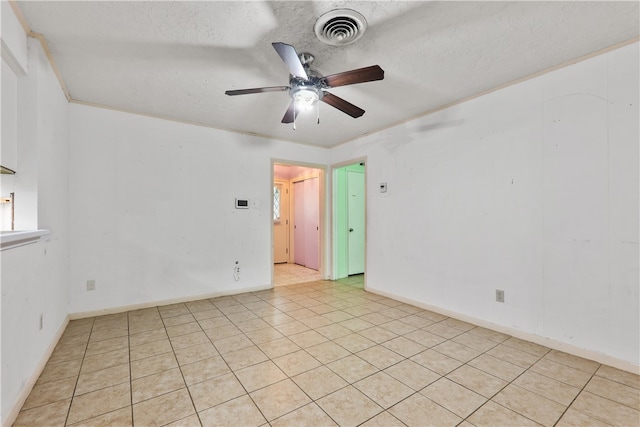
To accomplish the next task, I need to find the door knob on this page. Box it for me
[349,228,354,232]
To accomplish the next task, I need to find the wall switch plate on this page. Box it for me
[380,182,387,193]
[87,280,96,291]
[496,289,505,303]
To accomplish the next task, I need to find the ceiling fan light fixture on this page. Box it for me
[292,87,319,110]
[315,9,367,46]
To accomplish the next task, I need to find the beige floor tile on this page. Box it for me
[222,345,269,370]
[380,320,417,335]
[467,327,511,343]
[286,308,319,320]
[85,336,129,357]
[402,329,447,348]
[358,326,398,344]
[129,328,167,347]
[88,327,128,343]
[68,406,132,427]
[381,336,426,358]
[446,365,508,398]
[493,384,566,426]
[235,318,270,333]
[189,373,246,412]
[315,323,352,340]
[158,305,190,318]
[198,317,233,331]
[333,333,376,353]
[174,342,219,366]
[180,355,230,386]
[250,379,312,421]
[384,359,441,391]
[244,326,284,344]
[513,370,581,406]
[305,341,350,364]
[23,376,77,410]
[13,399,71,427]
[185,299,215,313]
[571,390,640,426]
[48,342,87,365]
[129,320,165,335]
[467,401,541,426]
[227,311,259,323]
[389,392,461,427]
[338,317,375,332]
[132,367,185,403]
[166,321,202,338]
[432,340,482,363]
[235,360,287,392]
[502,337,550,357]
[273,349,322,376]
[129,340,172,362]
[543,350,600,374]
[212,333,253,354]
[359,312,394,325]
[423,322,465,339]
[421,377,487,418]
[530,358,593,388]
[354,372,414,409]
[596,365,640,389]
[192,307,223,321]
[67,383,131,425]
[162,313,196,327]
[198,395,266,427]
[257,337,301,358]
[164,413,202,427]
[132,388,195,427]
[452,331,499,352]
[400,314,435,329]
[360,410,406,426]
[440,318,476,332]
[169,331,210,350]
[288,330,329,348]
[555,408,612,427]
[58,332,91,347]
[317,386,383,426]
[37,358,83,385]
[327,354,379,383]
[410,349,463,375]
[270,402,337,427]
[130,351,178,380]
[468,353,526,381]
[75,363,130,396]
[292,366,348,400]
[357,345,404,370]
[487,343,542,368]
[323,310,354,322]
[299,314,334,329]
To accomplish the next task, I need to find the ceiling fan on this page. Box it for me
[225,42,384,125]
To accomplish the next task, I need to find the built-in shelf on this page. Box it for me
[1,165,16,174]
[0,230,49,251]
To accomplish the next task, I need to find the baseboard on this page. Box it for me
[69,284,273,320]
[3,315,70,427]
[366,286,640,375]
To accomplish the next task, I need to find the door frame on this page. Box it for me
[330,157,367,285]
[271,159,328,286]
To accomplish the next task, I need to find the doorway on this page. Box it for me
[273,162,325,286]
[334,161,366,281]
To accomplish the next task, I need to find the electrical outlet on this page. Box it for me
[87,280,96,291]
[496,289,505,303]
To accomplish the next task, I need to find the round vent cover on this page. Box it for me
[314,9,367,46]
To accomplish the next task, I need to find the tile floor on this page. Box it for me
[273,264,322,287]
[14,278,640,427]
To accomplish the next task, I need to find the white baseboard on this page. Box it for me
[366,286,640,375]
[69,284,273,320]
[3,315,70,427]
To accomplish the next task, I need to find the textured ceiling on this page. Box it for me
[16,1,640,148]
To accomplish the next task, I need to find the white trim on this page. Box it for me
[0,230,50,251]
[69,285,273,320]
[2,315,70,427]
[366,286,640,375]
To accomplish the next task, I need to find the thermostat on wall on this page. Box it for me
[235,199,249,209]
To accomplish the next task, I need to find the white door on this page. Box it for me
[304,177,319,270]
[293,180,305,266]
[273,181,289,263]
[347,171,365,275]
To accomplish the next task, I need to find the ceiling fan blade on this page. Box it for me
[321,92,365,118]
[322,65,384,88]
[272,42,308,80]
[281,100,300,123]
[225,86,289,96]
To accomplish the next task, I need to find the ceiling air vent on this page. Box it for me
[314,9,367,46]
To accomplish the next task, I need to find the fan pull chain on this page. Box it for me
[317,100,320,124]
[293,102,297,130]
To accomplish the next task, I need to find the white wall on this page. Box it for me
[330,43,639,368]
[0,37,70,424]
[68,105,329,314]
